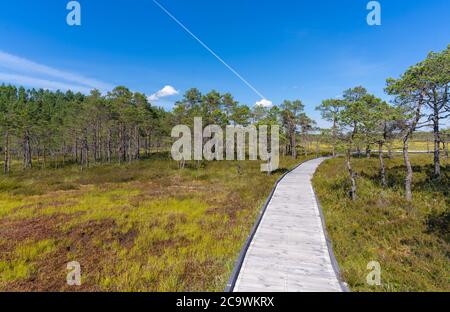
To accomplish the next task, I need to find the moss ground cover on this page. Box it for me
[313,154,449,292]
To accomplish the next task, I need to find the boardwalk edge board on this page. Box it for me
[225,157,349,292]
[224,159,311,292]
[312,186,350,292]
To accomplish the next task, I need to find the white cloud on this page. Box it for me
[0,72,92,94]
[255,98,273,107]
[0,50,114,92]
[148,85,179,101]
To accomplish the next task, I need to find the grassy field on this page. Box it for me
[315,140,445,154]
[313,154,449,292]
[0,154,310,291]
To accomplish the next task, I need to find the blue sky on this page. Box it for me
[0,0,449,127]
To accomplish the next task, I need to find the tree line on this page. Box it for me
[172,89,317,159]
[0,45,448,203]
[0,86,171,172]
[316,45,449,202]
[0,85,317,173]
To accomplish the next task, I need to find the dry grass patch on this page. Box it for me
[0,155,312,291]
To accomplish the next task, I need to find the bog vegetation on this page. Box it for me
[0,155,310,291]
[312,45,449,291]
[313,154,449,291]
[0,43,448,291]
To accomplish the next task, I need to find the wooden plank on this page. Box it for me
[233,158,343,292]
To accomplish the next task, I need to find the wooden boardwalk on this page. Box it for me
[232,158,345,292]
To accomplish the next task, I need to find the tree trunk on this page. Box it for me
[118,125,124,164]
[444,139,449,162]
[403,138,413,202]
[107,129,112,163]
[74,139,79,164]
[4,130,10,174]
[97,121,101,161]
[291,130,297,159]
[332,118,337,157]
[43,146,46,168]
[401,93,424,202]
[366,145,371,159]
[304,136,308,157]
[346,150,357,201]
[23,131,32,169]
[145,133,149,158]
[93,125,97,164]
[62,140,66,166]
[80,148,84,171]
[315,139,320,158]
[122,126,127,163]
[128,128,132,163]
[81,130,89,169]
[379,143,386,187]
[433,114,441,178]
[135,126,140,160]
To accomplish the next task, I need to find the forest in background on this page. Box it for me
[0,46,448,204]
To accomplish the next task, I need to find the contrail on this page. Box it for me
[152,0,268,101]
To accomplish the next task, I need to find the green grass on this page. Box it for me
[0,155,312,291]
[0,239,56,282]
[317,140,443,153]
[312,154,449,292]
